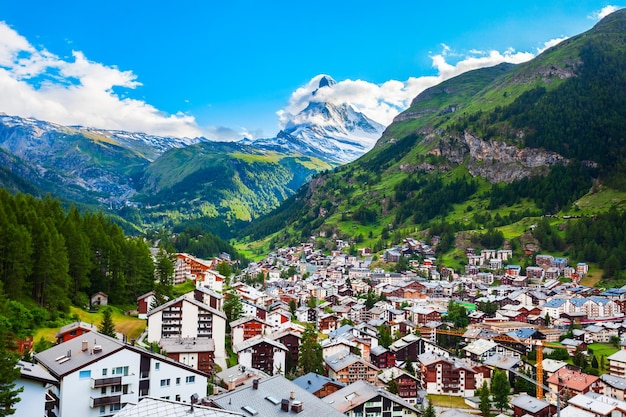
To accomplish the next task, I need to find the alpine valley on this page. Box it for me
[2,10,626,282]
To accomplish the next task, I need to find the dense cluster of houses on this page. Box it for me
[16,240,626,417]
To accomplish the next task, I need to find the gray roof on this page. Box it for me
[325,351,378,373]
[210,374,345,417]
[483,354,520,370]
[159,338,215,353]
[55,321,98,337]
[292,372,345,395]
[322,380,419,414]
[233,336,287,353]
[600,373,626,389]
[17,360,57,385]
[34,332,125,378]
[34,332,206,379]
[113,397,243,417]
[510,394,549,412]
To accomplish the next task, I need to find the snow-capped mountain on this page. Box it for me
[244,76,385,164]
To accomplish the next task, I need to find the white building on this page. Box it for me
[34,333,208,417]
[147,295,227,364]
[14,361,57,417]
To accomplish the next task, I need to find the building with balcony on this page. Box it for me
[418,353,485,397]
[33,333,207,417]
[147,294,226,367]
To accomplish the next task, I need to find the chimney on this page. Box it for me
[290,391,295,400]
[281,399,289,412]
[81,340,89,352]
[291,400,303,413]
[252,379,259,390]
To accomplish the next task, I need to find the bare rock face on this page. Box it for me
[432,131,567,183]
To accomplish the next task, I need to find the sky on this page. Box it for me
[0,2,622,141]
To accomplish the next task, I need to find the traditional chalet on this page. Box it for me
[377,367,421,405]
[56,321,98,344]
[233,335,288,376]
[230,316,270,349]
[292,372,346,398]
[322,380,419,417]
[325,352,379,385]
[418,353,485,397]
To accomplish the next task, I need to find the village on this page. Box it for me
[18,236,626,417]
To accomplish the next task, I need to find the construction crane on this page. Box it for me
[419,326,565,400]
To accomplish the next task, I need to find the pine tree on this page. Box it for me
[405,358,415,376]
[298,325,324,375]
[423,403,436,417]
[222,290,244,332]
[152,249,175,308]
[98,308,117,338]
[491,370,510,411]
[479,380,491,416]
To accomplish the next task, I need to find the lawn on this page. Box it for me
[34,306,146,344]
[588,343,619,360]
[427,394,472,408]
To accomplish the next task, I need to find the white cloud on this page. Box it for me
[278,46,538,129]
[589,5,621,20]
[0,21,204,139]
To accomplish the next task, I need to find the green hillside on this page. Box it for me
[237,9,626,280]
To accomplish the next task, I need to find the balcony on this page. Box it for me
[91,376,122,388]
[90,395,121,408]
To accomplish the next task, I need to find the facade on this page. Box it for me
[510,394,553,417]
[56,321,98,344]
[233,335,287,376]
[146,295,227,368]
[322,380,420,417]
[14,361,57,417]
[325,352,380,385]
[33,333,208,417]
[230,316,269,349]
[418,353,483,397]
[377,367,421,404]
[608,349,626,378]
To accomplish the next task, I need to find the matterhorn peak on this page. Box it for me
[312,75,336,96]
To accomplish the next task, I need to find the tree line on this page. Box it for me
[0,190,155,313]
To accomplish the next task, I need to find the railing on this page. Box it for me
[90,395,121,408]
[91,376,122,388]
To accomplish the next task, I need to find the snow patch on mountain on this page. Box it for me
[248,75,385,164]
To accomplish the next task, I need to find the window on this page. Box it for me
[112,366,129,376]
[186,376,195,384]
[160,379,171,387]
[176,377,181,385]
[155,362,160,371]
[79,370,91,379]
[111,385,122,393]
[175,395,181,402]
[100,406,105,414]
[109,404,121,412]
[102,369,107,376]
[101,387,107,395]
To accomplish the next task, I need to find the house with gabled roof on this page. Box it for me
[234,335,288,376]
[209,374,346,417]
[292,372,345,398]
[322,380,420,417]
[147,294,227,366]
[230,316,270,350]
[34,333,208,417]
[325,351,379,385]
[377,367,421,405]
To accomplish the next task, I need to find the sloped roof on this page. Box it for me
[211,375,345,417]
[322,380,419,414]
[113,397,243,417]
[292,372,345,395]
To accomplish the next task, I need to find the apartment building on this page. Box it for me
[34,333,207,417]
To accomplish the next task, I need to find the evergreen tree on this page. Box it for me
[378,324,392,348]
[423,403,436,417]
[479,380,491,417]
[152,249,175,307]
[222,290,244,332]
[592,355,599,369]
[298,325,324,375]
[98,308,117,338]
[405,358,415,376]
[491,370,510,411]
[544,312,551,327]
[387,379,399,394]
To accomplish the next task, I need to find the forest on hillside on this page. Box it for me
[0,190,156,316]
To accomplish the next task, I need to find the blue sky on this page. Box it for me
[0,1,621,140]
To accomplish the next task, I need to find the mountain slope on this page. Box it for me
[239,9,626,255]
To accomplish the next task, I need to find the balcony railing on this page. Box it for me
[91,376,122,388]
[90,395,121,408]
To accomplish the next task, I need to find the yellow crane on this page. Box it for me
[420,327,566,400]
